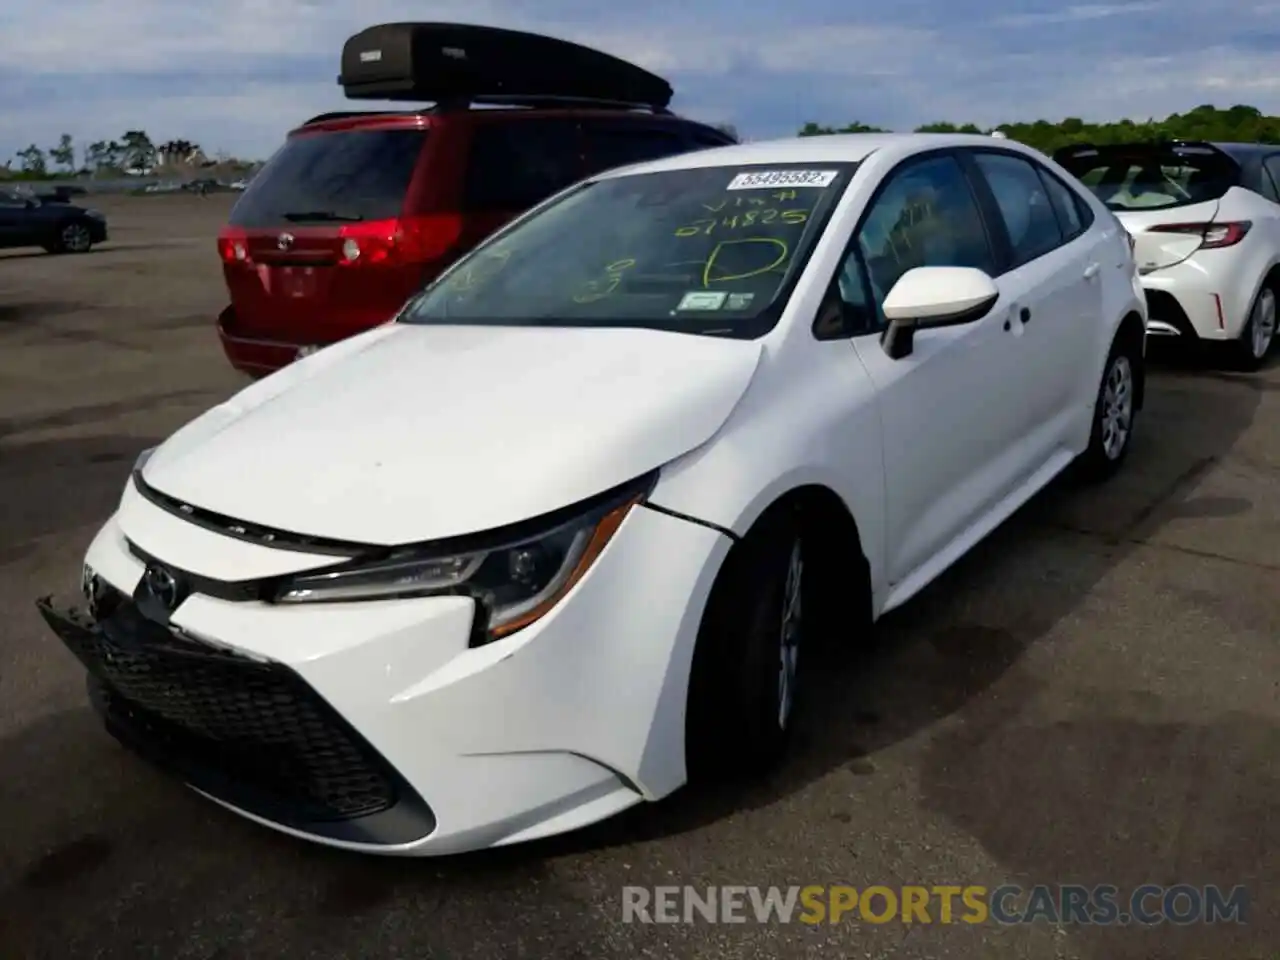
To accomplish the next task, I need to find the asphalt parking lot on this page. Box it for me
[0,195,1277,960]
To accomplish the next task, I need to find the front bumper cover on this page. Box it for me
[36,592,437,846]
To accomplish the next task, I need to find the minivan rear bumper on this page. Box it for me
[217,306,310,378]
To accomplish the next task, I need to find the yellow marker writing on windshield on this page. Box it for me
[675,208,809,237]
[453,249,511,290]
[572,258,635,303]
[702,196,768,212]
[702,237,789,288]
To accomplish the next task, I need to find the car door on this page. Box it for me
[963,149,1101,460]
[1258,154,1280,249]
[843,152,1031,589]
[0,190,30,247]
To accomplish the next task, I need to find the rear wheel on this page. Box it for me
[1233,285,1276,371]
[1077,335,1140,481]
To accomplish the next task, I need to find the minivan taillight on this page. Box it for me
[336,215,463,267]
[217,228,251,264]
[1148,221,1251,249]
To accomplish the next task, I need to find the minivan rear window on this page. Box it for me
[1056,144,1239,211]
[228,128,427,227]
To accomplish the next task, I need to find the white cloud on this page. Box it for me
[993,2,1162,27]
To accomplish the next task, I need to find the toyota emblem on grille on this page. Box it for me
[143,564,182,611]
[277,232,294,250]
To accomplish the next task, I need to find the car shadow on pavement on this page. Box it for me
[0,249,107,263]
[0,302,88,326]
[0,358,1269,959]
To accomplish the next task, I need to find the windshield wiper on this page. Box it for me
[280,210,364,222]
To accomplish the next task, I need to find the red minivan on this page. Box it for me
[215,23,736,378]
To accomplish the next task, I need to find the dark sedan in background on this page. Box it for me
[0,188,107,254]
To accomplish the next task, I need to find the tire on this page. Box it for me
[1232,284,1276,371]
[685,509,810,781]
[1077,335,1140,482]
[49,220,95,254]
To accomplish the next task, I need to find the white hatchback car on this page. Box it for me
[1056,139,1280,368]
[39,133,1147,856]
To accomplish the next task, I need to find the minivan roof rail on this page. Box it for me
[302,95,673,128]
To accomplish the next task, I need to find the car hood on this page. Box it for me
[141,323,762,545]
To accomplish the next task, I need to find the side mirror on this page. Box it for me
[881,266,1000,359]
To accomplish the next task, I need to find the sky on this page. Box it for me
[2,0,1280,163]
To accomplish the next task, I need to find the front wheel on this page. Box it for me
[48,220,95,254]
[685,510,809,781]
[1077,336,1140,482]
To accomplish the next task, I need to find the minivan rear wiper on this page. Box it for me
[280,210,364,222]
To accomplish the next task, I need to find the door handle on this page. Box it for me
[1083,262,1100,280]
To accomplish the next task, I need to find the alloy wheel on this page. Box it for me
[1250,288,1276,360]
[1101,355,1133,460]
[777,538,803,729]
[62,223,92,252]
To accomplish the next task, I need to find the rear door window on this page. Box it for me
[462,119,585,211]
[1262,156,1280,203]
[1037,166,1092,238]
[971,151,1065,266]
[579,122,691,175]
[229,127,427,227]
[1056,144,1240,212]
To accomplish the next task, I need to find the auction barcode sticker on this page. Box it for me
[727,169,837,190]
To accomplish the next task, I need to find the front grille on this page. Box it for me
[42,600,398,823]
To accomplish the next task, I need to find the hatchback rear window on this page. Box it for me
[1056,144,1239,211]
[229,127,427,227]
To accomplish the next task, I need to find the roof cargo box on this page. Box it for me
[339,22,674,111]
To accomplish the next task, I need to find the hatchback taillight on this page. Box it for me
[1147,220,1251,249]
[336,215,463,267]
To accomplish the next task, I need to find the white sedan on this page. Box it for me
[38,132,1147,856]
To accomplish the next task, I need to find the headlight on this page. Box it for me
[270,475,654,642]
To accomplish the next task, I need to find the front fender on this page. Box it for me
[647,342,889,611]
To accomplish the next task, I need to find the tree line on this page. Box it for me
[9,104,1274,180]
[800,104,1280,154]
[4,131,223,180]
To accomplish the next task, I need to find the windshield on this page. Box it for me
[1058,145,1239,211]
[228,127,427,227]
[399,163,856,338]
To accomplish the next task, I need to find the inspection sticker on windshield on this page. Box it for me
[727,169,837,190]
[677,291,728,311]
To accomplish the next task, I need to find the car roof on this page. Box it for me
[1057,140,1278,165]
[591,132,1047,180]
[1206,141,1280,161]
